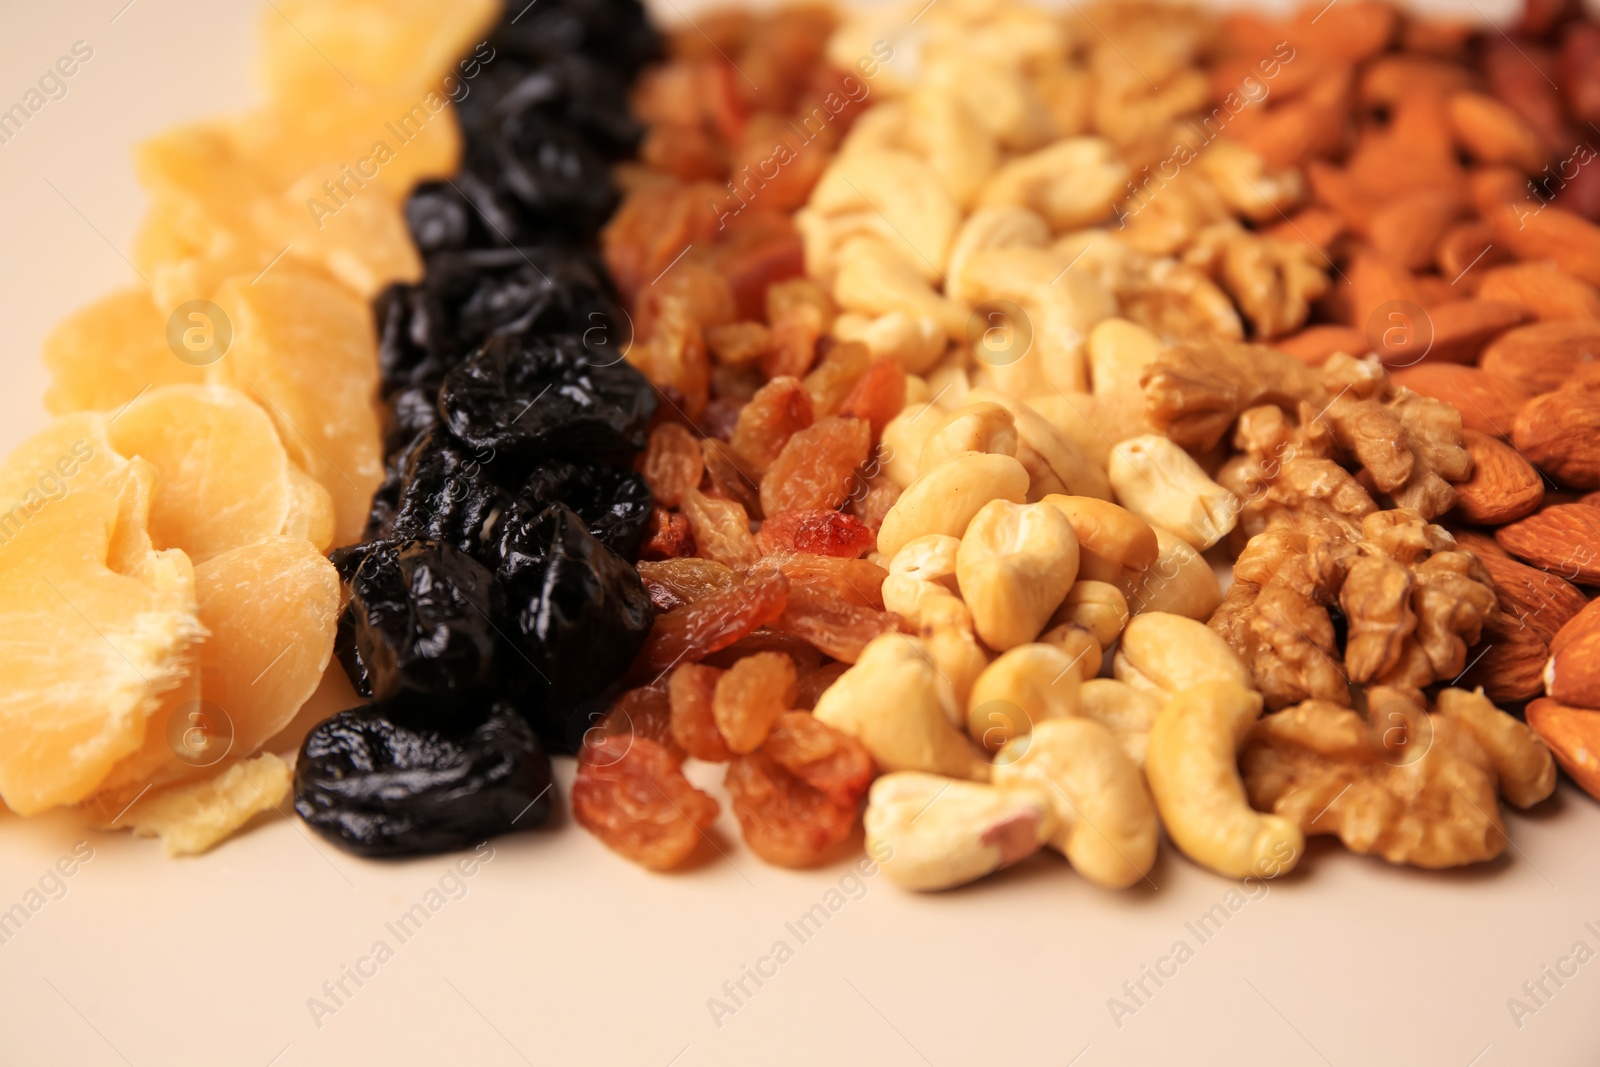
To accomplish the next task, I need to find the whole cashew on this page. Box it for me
[864,772,1056,891]
[877,451,1030,557]
[1146,681,1304,879]
[956,498,1080,650]
[967,642,1083,752]
[1113,611,1252,697]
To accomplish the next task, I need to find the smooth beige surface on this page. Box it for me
[4,1,1600,1065]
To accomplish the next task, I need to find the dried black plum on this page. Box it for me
[389,429,506,556]
[294,700,552,858]
[405,181,474,255]
[497,503,654,746]
[489,0,659,78]
[460,55,641,163]
[334,604,372,699]
[331,539,501,702]
[384,384,441,457]
[490,461,652,566]
[438,333,656,460]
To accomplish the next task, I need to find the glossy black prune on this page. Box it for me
[489,0,659,78]
[388,429,506,556]
[491,461,652,565]
[438,332,656,460]
[497,503,654,746]
[331,539,501,702]
[460,55,641,163]
[385,384,441,457]
[294,700,552,857]
[405,181,474,256]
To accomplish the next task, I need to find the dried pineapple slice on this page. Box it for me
[283,467,336,553]
[252,163,422,297]
[211,268,383,544]
[83,753,292,857]
[42,288,205,416]
[105,385,303,565]
[0,467,203,816]
[0,411,124,512]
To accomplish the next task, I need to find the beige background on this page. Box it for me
[4,1,1600,1064]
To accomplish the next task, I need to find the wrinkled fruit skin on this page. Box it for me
[438,333,657,460]
[573,734,718,871]
[499,503,655,749]
[725,751,859,868]
[332,539,501,705]
[491,460,653,565]
[382,429,506,555]
[295,701,553,858]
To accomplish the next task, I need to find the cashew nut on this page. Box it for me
[926,624,991,716]
[864,772,1056,891]
[1436,687,1557,809]
[810,149,960,279]
[881,402,941,488]
[813,633,989,781]
[967,642,1083,751]
[1040,495,1158,595]
[1078,678,1162,767]
[1048,580,1130,648]
[877,451,1030,558]
[1038,622,1102,682]
[965,389,1113,501]
[956,499,1080,650]
[993,719,1158,888]
[947,205,1051,306]
[883,574,972,631]
[1024,392,1114,470]
[832,235,968,339]
[919,402,1019,472]
[833,311,948,374]
[1113,612,1253,698]
[1146,681,1304,879]
[1109,434,1239,551]
[976,136,1129,231]
[1125,528,1222,620]
[1087,317,1164,441]
[905,87,1001,209]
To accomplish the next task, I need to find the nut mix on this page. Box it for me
[2,0,1599,892]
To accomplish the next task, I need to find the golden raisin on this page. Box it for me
[762,711,875,807]
[729,375,814,473]
[724,751,857,867]
[668,663,735,762]
[642,423,703,508]
[712,651,797,753]
[574,735,719,871]
[758,416,871,515]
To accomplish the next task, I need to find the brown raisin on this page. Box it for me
[574,735,719,871]
[701,438,764,519]
[668,663,735,762]
[712,651,797,753]
[724,751,857,867]
[640,506,695,561]
[802,341,872,417]
[712,218,806,322]
[589,685,682,761]
[601,180,723,300]
[794,661,848,709]
[838,355,908,440]
[706,321,772,366]
[762,278,834,379]
[633,295,710,418]
[763,553,887,608]
[703,628,825,671]
[729,375,814,473]
[759,416,871,515]
[642,423,704,508]
[632,567,790,677]
[775,581,901,663]
[762,711,874,807]
[756,508,875,558]
[846,464,900,532]
[681,486,760,566]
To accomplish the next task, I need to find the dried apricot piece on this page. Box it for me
[762,711,875,807]
[633,568,790,677]
[42,288,205,416]
[0,472,202,815]
[759,416,871,515]
[106,385,302,564]
[573,734,720,871]
[712,651,797,753]
[210,267,384,545]
[725,751,858,867]
[756,508,874,557]
[669,663,735,761]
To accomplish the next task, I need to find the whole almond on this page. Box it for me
[1472,546,1588,644]
[1476,261,1600,322]
[1370,189,1464,270]
[1435,220,1511,281]
[1552,598,1600,657]
[1545,607,1600,708]
[1391,363,1533,436]
[1453,428,1546,522]
[1470,165,1535,214]
[1413,299,1527,364]
[1513,388,1600,488]
[1463,616,1548,702]
[1448,91,1547,173]
[1274,325,1370,366]
[1450,527,1512,560]
[1492,205,1600,287]
[1264,207,1345,257]
[1360,55,1475,106]
[1560,24,1600,126]
[1525,698,1600,800]
[1346,248,1424,329]
[1496,502,1600,584]
[1480,320,1600,395]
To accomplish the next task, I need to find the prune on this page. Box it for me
[334,603,372,699]
[758,416,870,515]
[573,734,717,871]
[755,509,874,558]
[761,711,874,808]
[330,539,500,703]
[384,384,441,457]
[668,663,734,762]
[490,460,653,565]
[438,333,657,460]
[725,751,857,868]
[466,54,641,162]
[294,700,552,858]
[712,651,796,753]
[490,0,659,78]
[462,116,618,238]
[388,430,506,557]
[496,503,654,747]
[632,567,789,677]
[405,181,474,255]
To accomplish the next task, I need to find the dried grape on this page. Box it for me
[573,734,719,871]
[668,663,735,761]
[632,567,790,677]
[712,651,797,753]
[725,751,857,867]
[642,422,704,507]
[640,506,695,560]
[681,486,760,566]
[701,438,763,518]
[775,580,901,663]
[802,341,872,418]
[729,375,813,472]
[839,355,908,439]
[762,711,875,807]
[794,662,848,710]
[637,557,737,609]
[755,508,875,558]
[762,553,888,608]
[759,416,871,516]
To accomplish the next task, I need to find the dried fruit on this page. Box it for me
[774,580,902,663]
[632,568,790,677]
[712,651,797,753]
[668,663,734,762]
[642,422,704,507]
[755,508,875,557]
[725,751,858,867]
[680,486,760,566]
[759,416,871,515]
[573,734,719,871]
[728,375,814,472]
[762,711,874,807]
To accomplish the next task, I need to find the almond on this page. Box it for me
[1513,388,1600,488]
[1264,207,1344,257]
[1390,363,1533,436]
[1413,299,1527,364]
[1288,0,1397,62]
[1471,546,1588,645]
[1360,55,1475,106]
[1475,261,1600,322]
[1479,320,1600,395]
[1545,604,1600,708]
[1495,502,1600,584]
[1347,92,1464,200]
[1491,205,1600,288]
[1434,219,1511,281]
[1450,526,1512,560]
[1525,698,1600,800]
[1462,615,1548,703]
[1274,325,1370,366]
[1469,165,1534,215]
[1552,598,1600,657]
[1308,161,1380,234]
[1448,91,1547,173]
[1484,41,1574,153]
[1559,24,1600,127]
[1345,248,1423,331]
[1369,189,1464,270]
[1452,428,1546,522]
